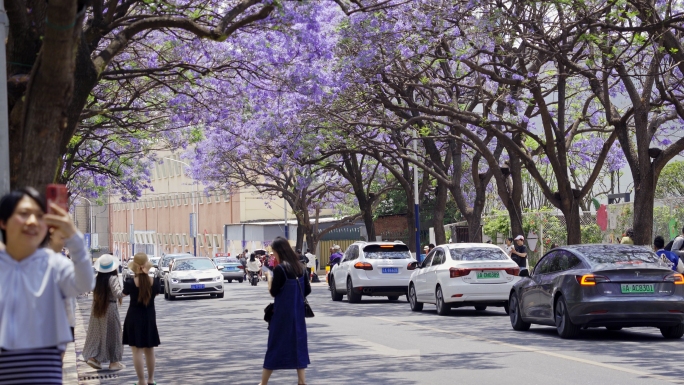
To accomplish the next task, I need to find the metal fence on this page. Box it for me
[469,197,684,266]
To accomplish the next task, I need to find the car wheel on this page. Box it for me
[217,292,224,299]
[164,287,169,300]
[227,279,232,283]
[474,305,487,311]
[330,277,343,301]
[509,292,530,331]
[409,284,423,312]
[605,326,623,331]
[387,296,399,301]
[503,302,510,315]
[660,324,684,339]
[435,286,450,316]
[238,279,243,283]
[555,295,581,339]
[168,293,176,301]
[347,278,362,303]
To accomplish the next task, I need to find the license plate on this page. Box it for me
[620,283,655,294]
[381,267,399,274]
[476,271,500,279]
[190,284,205,289]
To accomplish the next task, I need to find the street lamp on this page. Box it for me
[162,157,198,257]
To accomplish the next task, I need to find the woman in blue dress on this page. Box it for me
[260,237,311,385]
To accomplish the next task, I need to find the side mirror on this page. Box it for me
[519,269,530,277]
[409,261,419,270]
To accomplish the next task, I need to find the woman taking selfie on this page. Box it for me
[83,254,126,370]
[260,237,311,385]
[0,187,94,384]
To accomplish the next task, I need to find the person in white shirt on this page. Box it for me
[305,248,316,276]
[0,187,94,385]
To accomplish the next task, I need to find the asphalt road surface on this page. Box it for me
[75,279,684,385]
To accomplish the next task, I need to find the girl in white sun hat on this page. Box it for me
[83,254,127,371]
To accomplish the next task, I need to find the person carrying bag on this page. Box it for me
[260,237,311,385]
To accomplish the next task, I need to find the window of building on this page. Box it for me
[174,156,182,176]
[157,234,162,244]
[175,234,181,245]
[224,191,231,202]
[197,236,203,247]
[183,193,189,205]
[182,234,188,246]
[163,196,168,207]
[176,194,182,206]
[170,195,175,207]
[198,193,204,204]
[150,198,156,209]
[214,235,221,249]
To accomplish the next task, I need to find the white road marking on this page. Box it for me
[372,316,684,384]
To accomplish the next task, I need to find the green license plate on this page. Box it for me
[620,284,655,294]
[476,271,500,279]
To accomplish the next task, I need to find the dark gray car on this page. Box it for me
[508,244,684,339]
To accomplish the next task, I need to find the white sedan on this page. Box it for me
[408,243,521,315]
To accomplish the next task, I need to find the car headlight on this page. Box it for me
[214,276,222,282]
[171,278,179,284]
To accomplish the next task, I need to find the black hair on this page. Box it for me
[654,235,665,249]
[428,243,435,248]
[295,248,302,254]
[0,187,49,246]
[625,228,634,238]
[271,236,303,276]
[306,248,311,253]
[507,237,514,242]
[250,253,256,262]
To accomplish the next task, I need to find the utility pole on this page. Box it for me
[0,5,10,198]
[413,130,421,259]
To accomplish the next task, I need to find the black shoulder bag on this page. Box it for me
[296,271,315,318]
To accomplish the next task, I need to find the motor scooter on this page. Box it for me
[248,270,260,286]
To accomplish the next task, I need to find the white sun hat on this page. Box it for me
[93,254,119,273]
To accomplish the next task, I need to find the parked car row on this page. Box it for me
[330,241,684,339]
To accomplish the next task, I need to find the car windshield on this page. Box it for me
[214,257,238,264]
[583,249,661,266]
[363,244,411,259]
[450,248,510,261]
[160,257,174,267]
[173,259,215,271]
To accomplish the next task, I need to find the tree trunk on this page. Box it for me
[13,0,85,191]
[631,169,656,245]
[562,202,582,245]
[432,181,448,245]
[361,208,376,241]
[295,224,304,251]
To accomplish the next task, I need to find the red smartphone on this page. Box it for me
[46,184,68,214]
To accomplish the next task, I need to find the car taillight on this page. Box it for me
[354,262,373,270]
[576,274,610,286]
[238,266,244,269]
[505,267,520,276]
[665,273,684,285]
[450,267,471,278]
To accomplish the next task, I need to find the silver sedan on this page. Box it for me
[164,257,224,300]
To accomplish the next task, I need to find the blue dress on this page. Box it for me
[263,270,310,370]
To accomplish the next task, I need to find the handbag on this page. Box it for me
[296,272,314,318]
[264,303,274,323]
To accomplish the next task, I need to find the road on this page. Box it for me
[74,279,684,385]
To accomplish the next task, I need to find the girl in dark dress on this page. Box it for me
[260,237,311,385]
[123,253,161,385]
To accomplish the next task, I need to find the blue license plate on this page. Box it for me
[190,284,205,289]
[381,267,399,274]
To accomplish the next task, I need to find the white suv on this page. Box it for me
[330,241,417,303]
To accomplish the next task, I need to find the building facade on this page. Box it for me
[109,152,296,261]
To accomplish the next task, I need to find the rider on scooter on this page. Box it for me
[246,253,262,283]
